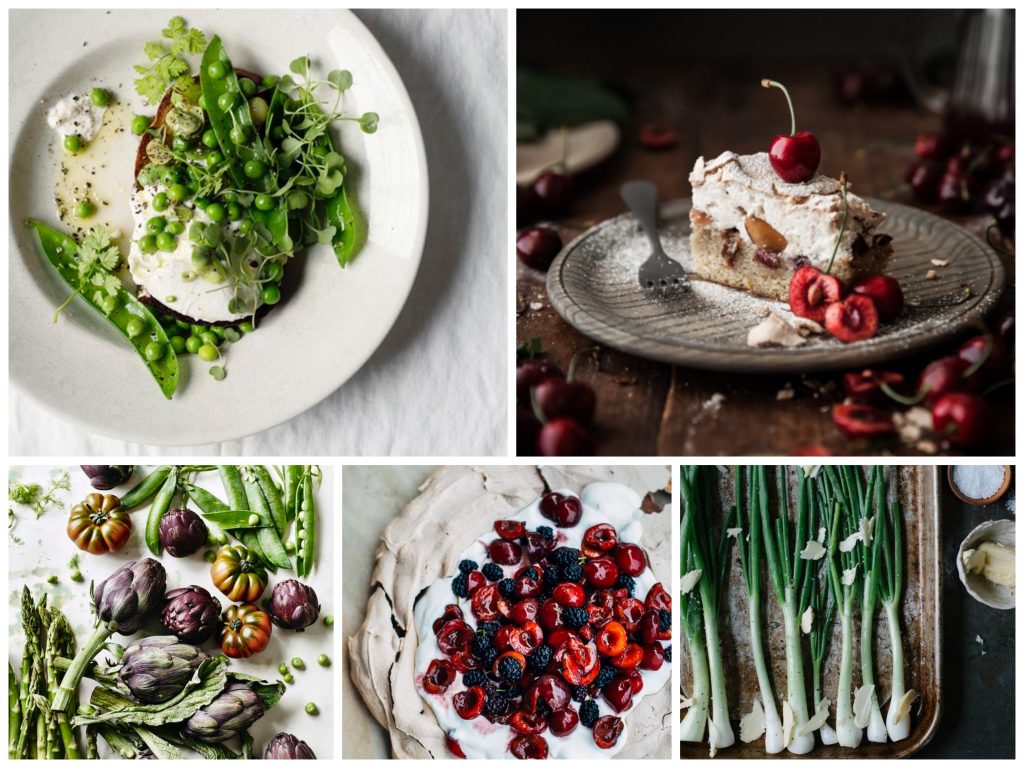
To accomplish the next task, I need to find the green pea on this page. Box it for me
[70,570,84,583]
[278,663,289,676]
[144,341,165,362]
[172,135,191,152]
[63,134,82,153]
[166,220,185,235]
[284,673,295,684]
[284,540,297,555]
[239,78,256,96]
[207,61,227,79]
[200,331,220,348]
[185,335,202,354]
[138,234,158,254]
[291,657,305,670]
[255,194,274,211]
[264,261,284,282]
[203,550,217,563]
[239,321,254,334]
[238,219,254,235]
[244,159,266,179]
[100,295,117,314]
[317,654,330,667]
[175,319,191,330]
[217,91,236,111]
[197,94,208,111]
[191,324,207,336]
[212,325,227,339]
[169,335,185,353]
[131,115,150,135]
[146,216,167,234]
[248,513,260,526]
[156,232,177,252]
[75,199,95,219]
[304,703,318,716]
[205,203,226,223]
[206,150,224,168]
[271,125,284,141]
[230,126,249,145]
[201,129,219,149]
[197,343,218,362]
[152,192,169,212]
[90,88,110,107]
[47,575,58,585]
[126,318,145,338]
[249,97,269,126]
[167,183,188,202]
[323,615,334,627]
[260,284,281,305]
[194,197,210,210]
[165,295,176,303]
[227,202,242,220]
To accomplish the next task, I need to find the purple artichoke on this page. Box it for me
[269,580,320,631]
[264,733,316,759]
[81,465,134,490]
[93,558,167,634]
[158,507,208,557]
[161,586,221,643]
[183,682,264,743]
[118,636,209,703]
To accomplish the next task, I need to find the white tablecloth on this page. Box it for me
[10,9,507,457]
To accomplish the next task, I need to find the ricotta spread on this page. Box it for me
[47,93,106,142]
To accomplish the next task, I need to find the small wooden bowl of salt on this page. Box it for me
[948,465,1012,505]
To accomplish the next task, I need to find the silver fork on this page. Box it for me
[620,180,688,293]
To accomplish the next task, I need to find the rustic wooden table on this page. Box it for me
[517,68,1014,456]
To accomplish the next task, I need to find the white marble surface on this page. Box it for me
[9,9,507,456]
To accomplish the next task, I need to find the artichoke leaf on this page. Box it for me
[133,725,184,760]
[176,732,243,759]
[226,671,286,711]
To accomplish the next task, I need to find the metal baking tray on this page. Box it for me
[680,465,941,759]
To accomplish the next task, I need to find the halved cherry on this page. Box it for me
[495,519,526,540]
[593,715,624,749]
[789,266,843,323]
[436,620,473,655]
[552,496,583,527]
[849,274,903,322]
[549,707,580,737]
[644,582,672,613]
[471,585,510,622]
[623,668,644,694]
[539,492,565,521]
[452,650,481,672]
[489,539,523,566]
[547,628,576,651]
[539,598,565,632]
[578,624,594,642]
[842,369,905,403]
[422,659,456,693]
[582,523,617,557]
[586,604,613,628]
[514,571,543,599]
[466,570,486,595]
[612,543,647,576]
[552,582,586,607]
[832,403,894,438]
[495,625,520,651]
[584,557,619,588]
[558,636,599,686]
[609,642,643,670]
[825,294,879,343]
[433,604,464,634]
[588,589,615,611]
[510,597,539,624]
[523,673,571,715]
[641,643,666,671]
[521,620,544,648]
[510,711,548,735]
[639,609,670,643]
[445,733,466,759]
[614,597,645,633]
[493,650,526,678]
[596,620,628,657]
[510,734,548,759]
[453,685,485,719]
[522,531,556,562]
[603,675,634,712]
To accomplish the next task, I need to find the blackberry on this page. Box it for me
[542,565,562,586]
[505,685,524,699]
[563,606,590,629]
[481,647,498,666]
[616,573,636,596]
[536,525,555,541]
[540,586,555,601]
[477,620,501,636]
[659,609,671,631]
[462,669,486,687]
[561,564,584,583]
[451,574,469,598]
[458,559,478,574]
[471,634,494,658]
[522,567,539,580]
[664,644,672,662]
[498,578,516,598]
[484,691,510,717]
[579,699,600,727]
[594,664,616,690]
[497,655,522,683]
[482,563,504,582]
[571,685,588,703]
[549,547,581,569]
[528,644,553,672]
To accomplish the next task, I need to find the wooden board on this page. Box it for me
[679,465,941,759]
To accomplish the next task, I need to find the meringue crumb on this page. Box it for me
[777,386,795,401]
[529,302,543,311]
[930,258,949,267]
[925,269,938,280]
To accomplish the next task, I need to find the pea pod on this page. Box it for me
[297,468,316,578]
[26,220,178,398]
[183,483,268,529]
[120,466,172,509]
[145,467,179,555]
[219,466,272,567]
[253,466,286,538]
[242,468,291,569]
[327,186,364,267]
[285,465,302,522]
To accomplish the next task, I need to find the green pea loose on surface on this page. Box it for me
[205,203,226,223]
[317,654,330,667]
[75,200,95,219]
[47,574,58,585]
[63,134,83,153]
[89,88,110,107]
[156,232,177,252]
[202,129,219,149]
[131,115,150,135]
[186,335,203,354]
[278,663,288,676]
[291,657,305,670]
[323,615,334,627]
[284,673,295,684]
[198,343,218,362]
[304,703,318,716]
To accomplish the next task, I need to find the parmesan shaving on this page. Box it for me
[726,527,743,539]
[853,684,874,728]
[681,569,703,595]
[860,515,875,546]
[840,530,863,552]
[781,700,795,749]
[800,539,827,560]
[842,565,859,586]
[739,700,766,743]
[892,690,918,726]
[801,606,814,634]
[817,526,826,544]
[797,699,831,737]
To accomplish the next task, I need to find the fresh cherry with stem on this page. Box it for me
[762,78,821,183]
[534,347,598,425]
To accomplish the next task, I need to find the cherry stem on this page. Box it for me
[880,378,928,407]
[566,346,599,382]
[762,79,796,136]
[825,173,848,275]
[983,378,1013,397]
[529,388,548,426]
[962,335,992,379]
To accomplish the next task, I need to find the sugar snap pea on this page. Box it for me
[145,468,179,555]
[183,483,265,529]
[253,466,286,537]
[26,220,178,398]
[285,465,302,522]
[242,468,291,569]
[219,466,271,566]
[120,466,172,509]
[297,467,316,578]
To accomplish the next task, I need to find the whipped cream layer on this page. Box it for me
[413,482,672,760]
[689,151,886,269]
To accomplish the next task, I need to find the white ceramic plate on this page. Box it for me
[516,120,619,184]
[9,10,428,445]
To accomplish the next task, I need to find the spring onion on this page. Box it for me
[880,484,913,740]
[679,508,710,744]
[806,476,838,746]
[854,467,888,742]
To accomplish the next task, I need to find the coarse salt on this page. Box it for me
[952,465,1006,501]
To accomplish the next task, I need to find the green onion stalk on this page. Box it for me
[857,467,888,742]
[880,489,911,740]
[736,468,784,753]
[822,469,863,748]
[808,479,838,746]
[679,506,710,744]
[758,466,814,754]
[681,466,735,752]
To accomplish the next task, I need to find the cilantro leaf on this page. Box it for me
[134,17,205,105]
